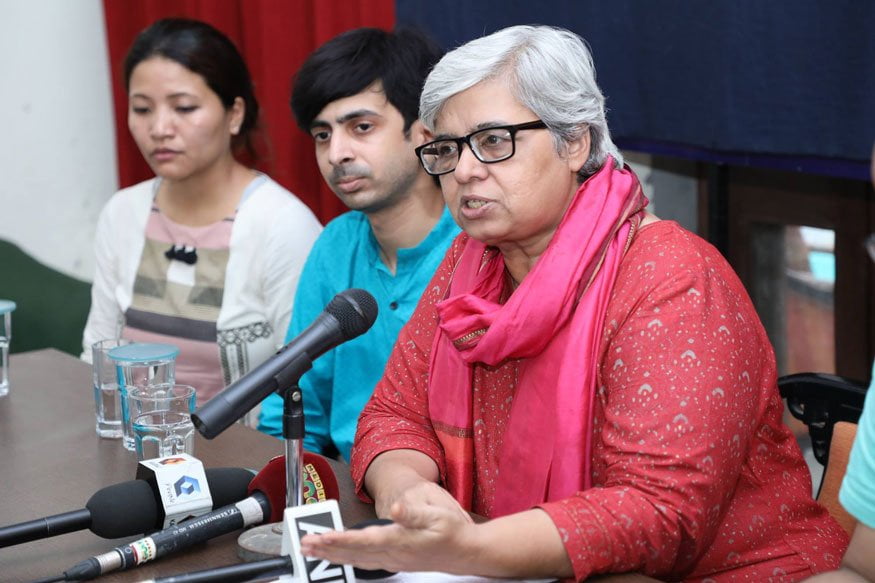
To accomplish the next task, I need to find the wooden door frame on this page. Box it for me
[698,163,874,380]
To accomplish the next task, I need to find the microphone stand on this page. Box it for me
[282,383,304,509]
[238,374,310,562]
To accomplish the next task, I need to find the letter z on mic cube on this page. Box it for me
[283,500,355,583]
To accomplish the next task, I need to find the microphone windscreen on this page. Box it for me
[86,480,159,538]
[329,289,378,339]
[204,467,257,507]
[86,467,254,539]
[248,456,286,523]
[248,453,340,523]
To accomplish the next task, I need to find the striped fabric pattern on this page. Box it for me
[122,207,270,403]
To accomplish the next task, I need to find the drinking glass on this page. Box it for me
[91,338,132,438]
[109,342,179,451]
[0,300,16,398]
[128,384,197,461]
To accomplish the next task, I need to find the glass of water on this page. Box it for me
[128,384,197,461]
[0,300,16,398]
[109,343,179,451]
[91,338,133,438]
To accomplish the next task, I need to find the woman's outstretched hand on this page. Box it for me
[299,497,478,576]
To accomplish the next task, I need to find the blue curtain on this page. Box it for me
[398,0,874,179]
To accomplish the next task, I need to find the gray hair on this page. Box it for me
[420,25,623,180]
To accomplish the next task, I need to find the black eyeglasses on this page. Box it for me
[415,120,548,176]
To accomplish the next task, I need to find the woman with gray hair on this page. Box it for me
[300,25,847,581]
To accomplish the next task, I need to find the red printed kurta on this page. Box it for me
[351,221,847,582]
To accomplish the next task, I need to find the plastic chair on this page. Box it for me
[0,239,91,356]
[815,421,858,535]
[778,372,868,535]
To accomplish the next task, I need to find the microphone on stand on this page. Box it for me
[192,288,378,438]
[52,453,339,581]
[0,467,253,548]
[236,453,341,562]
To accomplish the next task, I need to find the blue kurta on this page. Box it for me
[258,207,459,461]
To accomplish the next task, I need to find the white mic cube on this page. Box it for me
[135,453,213,528]
[282,499,356,583]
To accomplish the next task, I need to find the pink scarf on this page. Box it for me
[427,159,646,515]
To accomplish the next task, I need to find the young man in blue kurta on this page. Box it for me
[258,28,458,461]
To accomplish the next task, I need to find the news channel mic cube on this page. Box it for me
[135,453,213,527]
[91,338,132,438]
[108,342,180,451]
[282,499,355,583]
[128,383,196,461]
[0,300,16,398]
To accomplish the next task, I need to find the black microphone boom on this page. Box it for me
[192,288,377,438]
[0,481,156,547]
[46,456,292,581]
[62,493,273,580]
[0,467,253,548]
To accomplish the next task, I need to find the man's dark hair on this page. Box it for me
[291,27,444,133]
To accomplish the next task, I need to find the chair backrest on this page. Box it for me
[815,421,858,536]
[778,372,867,466]
[0,239,91,356]
[778,373,867,536]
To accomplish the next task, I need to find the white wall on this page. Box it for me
[0,0,118,281]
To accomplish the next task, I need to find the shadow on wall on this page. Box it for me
[0,239,90,356]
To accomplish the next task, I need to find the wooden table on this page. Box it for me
[0,349,373,582]
[0,350,661,583]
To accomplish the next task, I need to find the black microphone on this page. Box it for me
[192,288,378,438]
[58,458,289,580]
[349,519,397,580]
[0,467,253,548]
